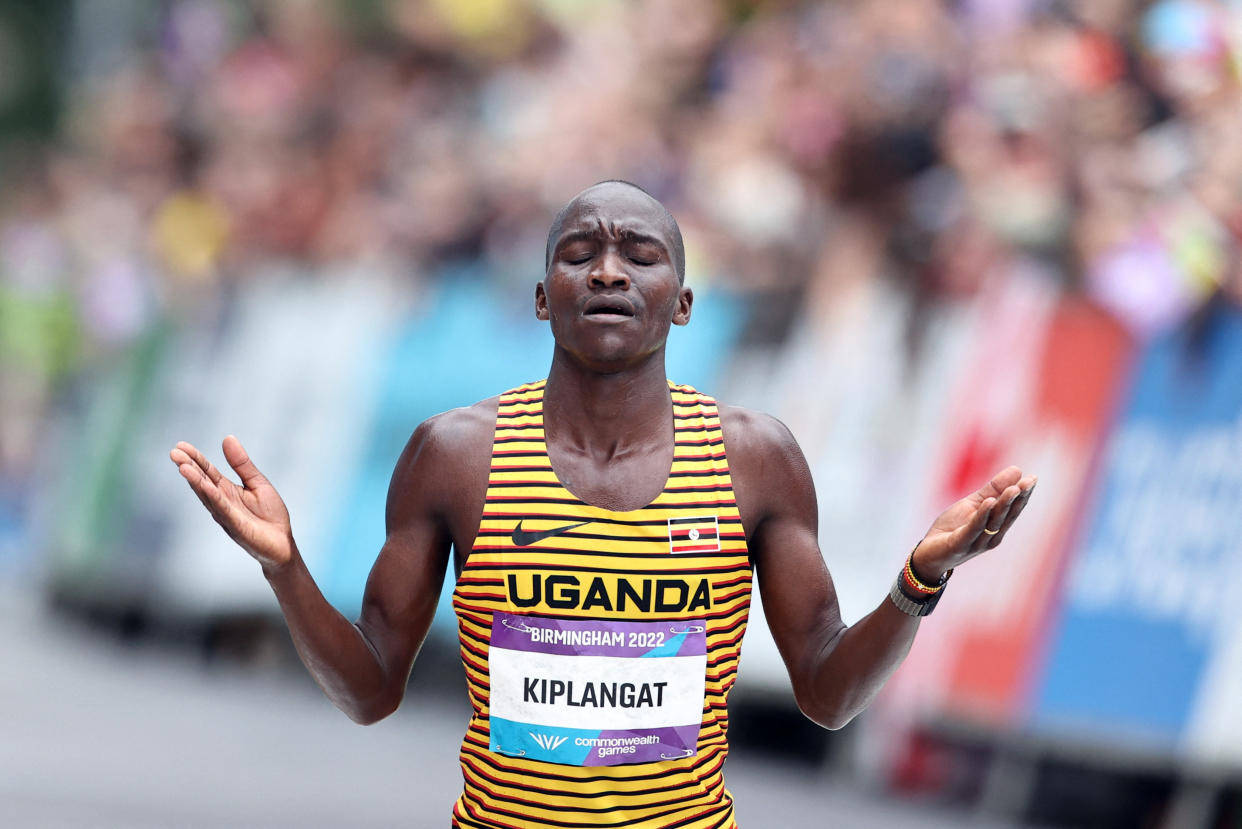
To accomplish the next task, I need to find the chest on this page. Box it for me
[544,436,674,513]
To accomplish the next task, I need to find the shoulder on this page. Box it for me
[717,404,806,467]
[405,396,500,463]
[717,403,816,534]
[387,396,499,520]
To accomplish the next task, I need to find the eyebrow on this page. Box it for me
[554,228,669,255]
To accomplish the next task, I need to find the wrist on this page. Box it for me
[889,543,953,617]
[909,542,949,584]
[260,540,302,582]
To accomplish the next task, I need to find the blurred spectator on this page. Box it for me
[2,0,1240,558]
[2,5,1239,823]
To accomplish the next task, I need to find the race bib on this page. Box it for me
[488,612,707,765]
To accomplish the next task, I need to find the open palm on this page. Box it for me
[169,436,295,569]
[913,465,1037,577]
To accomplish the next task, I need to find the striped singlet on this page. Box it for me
[450,380,753,828]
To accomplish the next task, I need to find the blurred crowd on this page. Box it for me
[1,0,1241,518]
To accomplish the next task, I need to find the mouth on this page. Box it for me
[583,296,636,320]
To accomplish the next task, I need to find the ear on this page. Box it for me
[672,286,693,326]
[535,282,550,320]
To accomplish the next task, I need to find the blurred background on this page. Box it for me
[1,0,1241,826]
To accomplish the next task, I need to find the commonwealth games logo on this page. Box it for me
[530,732,569,751]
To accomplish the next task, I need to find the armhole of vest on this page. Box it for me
[671,380,733,472]
[697,393,730,469]
[460,381,544,576]
[489,380,544,443]
[697,391,751,556]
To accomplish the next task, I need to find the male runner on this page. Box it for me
[171,180,1035,828]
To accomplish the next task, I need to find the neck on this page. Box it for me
[543,346,672,457]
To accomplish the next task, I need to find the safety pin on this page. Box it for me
[495,745,527,757]
[669,625,705,634]
[660,748,696,759]
[501,619,537,634]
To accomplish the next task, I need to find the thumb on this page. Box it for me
[222,435,269,490]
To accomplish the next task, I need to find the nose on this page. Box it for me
[589,250,631,290]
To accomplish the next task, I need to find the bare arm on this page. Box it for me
[169,410,483,724]
[723,408,1035,730]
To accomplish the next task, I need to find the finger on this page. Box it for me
[1010,474,1037,499]
[956,496,996,551]
[983,485,1023,547]
[991,480,1037,542]
[173,441,225,486]
[977,466,1023,500]
[170,447,210,481]
[174,441,211,476]
[222,435,269,490]
[995,477,1036,525]
[179,462,226,515]
[985,484,1021,531]
[178,458,228,506]
[179,460,248,529]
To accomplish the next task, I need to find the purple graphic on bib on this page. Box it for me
[581,725,704,765]
[492,612,707,658]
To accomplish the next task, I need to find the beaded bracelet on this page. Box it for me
[889,547,953,617]
[902,554,952,596]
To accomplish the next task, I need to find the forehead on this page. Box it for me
[554,186,674,245]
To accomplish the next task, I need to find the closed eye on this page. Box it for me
[624,238,663,265]
[560,246,594,265]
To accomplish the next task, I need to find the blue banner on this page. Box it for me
[1034,301,1242,755]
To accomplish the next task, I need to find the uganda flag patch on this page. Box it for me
[667,515,720,554]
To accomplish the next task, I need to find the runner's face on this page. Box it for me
[537,187,691,372]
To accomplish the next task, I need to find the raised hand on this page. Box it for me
[911,465,1037,580]
[169,436,295,570]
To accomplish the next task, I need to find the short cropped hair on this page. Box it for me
[544,180,686,282]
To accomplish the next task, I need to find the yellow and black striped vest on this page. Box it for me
[451,380,752,828]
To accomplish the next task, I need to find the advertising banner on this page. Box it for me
[884,271,1132,725]
[1034,301,1242,765]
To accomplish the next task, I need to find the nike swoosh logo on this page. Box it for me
[511,520,591,546]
